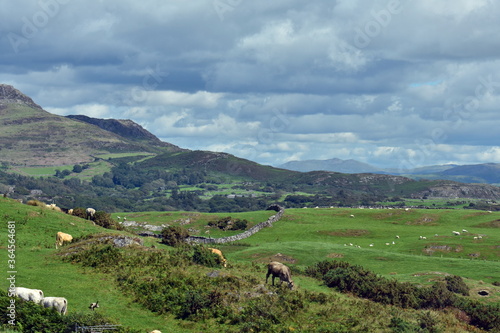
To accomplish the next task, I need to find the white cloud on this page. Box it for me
[1,0,500,168]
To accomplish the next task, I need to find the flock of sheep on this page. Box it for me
[344,228,485,249]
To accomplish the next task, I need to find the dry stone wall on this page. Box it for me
[186,204,284,244]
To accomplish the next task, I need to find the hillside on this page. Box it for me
[0,84,180,167]
[1,197,499,332]
[279,158,384,174]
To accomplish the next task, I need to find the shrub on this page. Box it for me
[93,211,123,230]
[208,216,248,231]
[26,199,45,207]
[192,245,224,268]
[445,275,469,296]
[71,207,87,219]
[161,226,189,247]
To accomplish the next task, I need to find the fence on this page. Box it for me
[74,324,121,333]
[186,204,285,244]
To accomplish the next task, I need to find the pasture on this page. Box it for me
[2,197,499,331]
[116,207,500,286]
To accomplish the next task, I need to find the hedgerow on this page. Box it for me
[306,260,500,331]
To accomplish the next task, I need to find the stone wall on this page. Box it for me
[186,205,284,244]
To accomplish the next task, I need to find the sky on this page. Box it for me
[1,0,500,170]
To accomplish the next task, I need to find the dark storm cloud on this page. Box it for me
[1,0,499,168]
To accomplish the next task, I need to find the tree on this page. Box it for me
[72,164,83,173]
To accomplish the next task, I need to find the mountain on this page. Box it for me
[279,157,500,185]
[0,84,181,166]
[437,163,500,184]
[278,158,384,173]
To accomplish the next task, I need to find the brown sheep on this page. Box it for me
[208,248,227,267]
[266,261,294,289]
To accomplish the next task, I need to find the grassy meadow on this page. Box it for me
[1,196,499,331]
[117,207,500,287]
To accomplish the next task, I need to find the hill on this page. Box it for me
[279,157,500,185]
[0,84,181,167]
[278,158,383,173]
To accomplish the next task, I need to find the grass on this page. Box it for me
[114,207,500,284]
[2,198,499,331]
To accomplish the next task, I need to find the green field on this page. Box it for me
[1,198,499,331]
[116,207,500,285]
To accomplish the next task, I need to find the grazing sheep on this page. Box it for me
[452,231,461,236]
[89,301,99,311]
[149,330,162,333]
[86,208,96,219]
[462,229,468,233]
[208,248,227,267]
[266,261,294,289]
[350,214,355,218]
[67,209,74,215]
[11,287,44,304]
[55,232,73,249]
[42,297,68,315]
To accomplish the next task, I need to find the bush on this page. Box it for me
[93,211,123,230]
[192,245,225,268]
[71,207,87,219]
[445,275,469,296]
[208,216,248,231]
[161,226,189,247]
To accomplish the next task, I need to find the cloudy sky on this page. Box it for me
[2,0,500,170]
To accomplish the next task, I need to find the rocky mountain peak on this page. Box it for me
[0,84,42,110]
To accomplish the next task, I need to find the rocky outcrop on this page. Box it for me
[66,114,183,150]
[412,183,500,200]
[186,205,285,244]
[0,84,42,110]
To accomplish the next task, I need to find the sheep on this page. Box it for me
[350,214,355,218]
[452,231,461,236]
[462,229,469,233]
[266,261,294,290]
[86,208,96,220]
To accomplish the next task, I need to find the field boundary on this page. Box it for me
[186,204,285,244]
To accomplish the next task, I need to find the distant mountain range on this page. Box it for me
[278,159,500,185]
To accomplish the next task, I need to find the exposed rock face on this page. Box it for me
[66,114,182,149]
[0,84,42,110]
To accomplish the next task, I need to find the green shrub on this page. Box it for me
[161,226,189,247]
[71,207,87,219]
[93,211,123,230]
[192,245,224,268]
[444,275,469,296]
